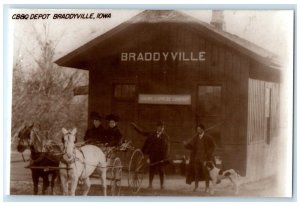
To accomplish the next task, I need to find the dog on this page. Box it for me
[205,161,240,195]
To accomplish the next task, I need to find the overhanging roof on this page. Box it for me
[55,10,281,70]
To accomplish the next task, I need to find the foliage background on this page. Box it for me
[11,24,89,149]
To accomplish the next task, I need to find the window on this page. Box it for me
[197,86,222,116]
[113,84,136,100]
[197,85,222,145]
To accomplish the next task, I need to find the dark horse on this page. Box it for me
[17,124,62,195]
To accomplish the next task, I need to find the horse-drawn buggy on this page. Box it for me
[16,125,146,196]
[92,140,146,195]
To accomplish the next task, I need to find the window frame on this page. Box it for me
[197,84,222,117]
[113,83,136,101]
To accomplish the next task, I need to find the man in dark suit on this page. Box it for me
[184,123,216,192]
[84,112,105,144]
[131,120,170,189]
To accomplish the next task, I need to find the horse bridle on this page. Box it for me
[18,127,61,163]
[17,128,32,162]
[61,132,77,165]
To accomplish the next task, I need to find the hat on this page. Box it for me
[90,112,102,120]
[196,123,205,130]
[105,114,120,122]
[156,120,165,127]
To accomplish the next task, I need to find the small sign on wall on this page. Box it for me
[138,94,191,105]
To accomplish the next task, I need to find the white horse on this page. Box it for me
[59,128,107,196]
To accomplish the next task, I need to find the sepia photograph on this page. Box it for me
[5,7,294,199]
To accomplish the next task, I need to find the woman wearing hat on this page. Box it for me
[104,114,123,147]
[84,112,106,144]
[131,120,170,190]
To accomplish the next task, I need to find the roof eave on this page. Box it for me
[54,10,282,71]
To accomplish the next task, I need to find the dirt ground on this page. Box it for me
[10,175,281,197]
[9,151,284,197]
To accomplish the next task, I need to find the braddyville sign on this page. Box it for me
[121,51,206,62]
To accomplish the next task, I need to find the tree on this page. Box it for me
[11,24,88,148]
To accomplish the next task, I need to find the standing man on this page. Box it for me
[105,114,123,147]
[184,123,216,192]
[131,120,170,189]
[84,112,105,144]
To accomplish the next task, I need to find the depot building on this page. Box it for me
[55,10,281,181]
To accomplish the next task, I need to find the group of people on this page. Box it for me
[83,112,123,147]
[85,111,216,192]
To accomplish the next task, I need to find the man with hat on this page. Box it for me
[183,123,216,192]
[84,112,105,144]
[131,120,170,189]
[104,114,123,147]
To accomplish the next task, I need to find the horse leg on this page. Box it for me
[42,173,50,195]
[82,178,91,196]
[31,170,39,195]
[97,167,107,196]
[70,175,79,196]
[50,172,57,195]
[59,171,69,195]
[54,172,62,195]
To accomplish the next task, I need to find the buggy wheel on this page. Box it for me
[110,157,122,196]
[128,149,145,194]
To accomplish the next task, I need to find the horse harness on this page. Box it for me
[61,145,87,180]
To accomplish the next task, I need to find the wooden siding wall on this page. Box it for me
[247,79,280,143]
[220,52,249,175]
[270,83,280,138]
[247,78,280,180]
[247,79,266,143]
